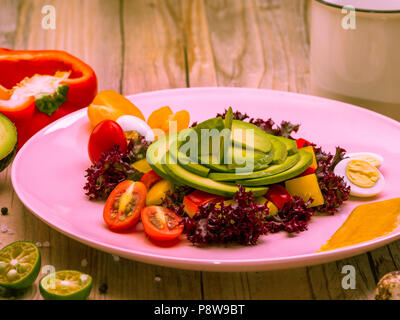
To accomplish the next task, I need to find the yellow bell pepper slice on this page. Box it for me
[285,173,324,207]
[87,90,145,127]
[131,159,152,174]
[146,180,174,206]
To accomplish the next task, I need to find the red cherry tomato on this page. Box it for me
[103,181,147,231]
[88,119,127,163]
[140,170,162,190]
[265,185,292,210]
[141,206,184,241]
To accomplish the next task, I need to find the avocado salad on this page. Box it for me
[84,99,351,246]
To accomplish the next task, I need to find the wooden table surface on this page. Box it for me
[0,0,398,300]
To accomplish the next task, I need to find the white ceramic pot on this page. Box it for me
[310,0,400,120]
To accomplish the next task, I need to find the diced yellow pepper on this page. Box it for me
[131,159,152,174]
[285,173,324,207]
[302,146,317,170]
[146,180,174,206]
[254,197,279,216]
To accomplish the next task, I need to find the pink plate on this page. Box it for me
[11,87,400,271]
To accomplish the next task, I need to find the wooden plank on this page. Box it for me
[122,0,187,94]
[121,0,203,300]
[13,0,122,92]
[182,0,254,300]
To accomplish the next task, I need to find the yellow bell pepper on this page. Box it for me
[285,173,324,207]
[87,90,145,127]
[147,106,190,135]
[146,180,174,206]
[131,159,152,174]
[254,197,279,216]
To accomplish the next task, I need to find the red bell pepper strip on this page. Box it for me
[296,138,312,149]
[140,170,163,190]
[0,48,97,148]
[265,185,292,210]
[183,190,226,218]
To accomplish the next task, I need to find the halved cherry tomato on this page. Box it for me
[103,181,147,231]
[88,119,127,163]
[141,206,184,241]
[265,185,292,210]
[183,190,226,218]
[140,170,162,190]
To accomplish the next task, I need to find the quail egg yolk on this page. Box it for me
[351,154,381,167]
[345,160,380,188]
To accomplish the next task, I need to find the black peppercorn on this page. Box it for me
[99,283,108,294]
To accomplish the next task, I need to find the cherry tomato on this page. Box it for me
[141,206,184,241]
[103,181,147,231]
[140,170,162,190]
[265,185,292,210]
[88,119,127,163]
[183,190,226,218]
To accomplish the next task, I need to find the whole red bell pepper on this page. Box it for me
[0,48,97,148]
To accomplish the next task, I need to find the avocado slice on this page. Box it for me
[238,149,313,186]
[193,116,226,161]
[177,150,210,177]
[175,129,211,178]
[0,113,17,172]
[146,134,183,185]
[162,133,269,197]
[163,151,268,197]
[208,153,300,181]
[269,135,287,164]
[199,154,233,172]
[269,134,297,155]
[231,120,272,154]
[226,145,274,172]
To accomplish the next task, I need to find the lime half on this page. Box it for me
[0,241,41,289]
[39,270,92,300]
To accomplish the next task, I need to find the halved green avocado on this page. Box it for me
[208,153,300,181]
[239,149,312,186]
[0,113,17,172]
[231,120,272,154]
